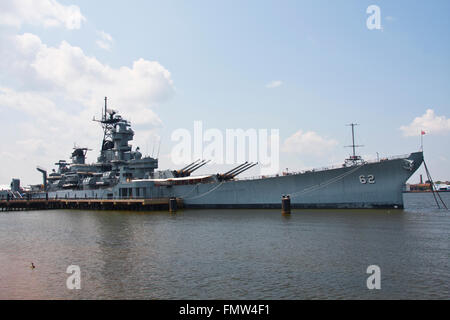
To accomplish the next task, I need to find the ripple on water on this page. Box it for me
[0,192,449,299]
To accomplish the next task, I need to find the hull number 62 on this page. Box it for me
[359,175,375,184]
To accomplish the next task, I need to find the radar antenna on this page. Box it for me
[93,97,121,161]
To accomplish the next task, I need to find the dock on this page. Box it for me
[0,198,183,212]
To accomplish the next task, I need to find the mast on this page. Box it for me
[351,123,356,158]
[93,96,120,162]
[345,123,363,164]
[101,96,110,151]
[104,96,107,121]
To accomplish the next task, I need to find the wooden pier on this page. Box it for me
[0,198,183,212]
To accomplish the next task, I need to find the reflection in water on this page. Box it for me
[0,193,449,299]
[93,211,134,298]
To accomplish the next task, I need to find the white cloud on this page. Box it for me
[282,130,338,156]
[1,32,174,125]
[0,29,175,184]
[266,80,282,89]
[0,1,177,184]
[400,109,450,136]
[0,86,63,118]
[0,87,99,183]
[0,0,85,30]
[98,30,113,43]
[96,30,114,50]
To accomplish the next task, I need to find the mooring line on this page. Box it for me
[183,182,225,200]
[289,164,364,199]
[178,184,199,199]
[423,160,448,210]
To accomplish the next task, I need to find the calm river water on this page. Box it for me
[0,192,448,299]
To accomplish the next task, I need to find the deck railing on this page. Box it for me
[236,153,412,182]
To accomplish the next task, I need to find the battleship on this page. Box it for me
[1,98,424,209]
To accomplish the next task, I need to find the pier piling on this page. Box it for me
[282,195,291,214]
[169,197,178,213]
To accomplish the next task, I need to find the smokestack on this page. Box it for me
[36,167,48,191]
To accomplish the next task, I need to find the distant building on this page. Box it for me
[407,182,450,192]
[409,183,432,192]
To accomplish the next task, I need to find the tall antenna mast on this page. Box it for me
[93,96,120,161]
[345,123,364,164]
[104,96,107,121]
[156,137,162,159]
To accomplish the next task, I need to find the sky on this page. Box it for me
[0,0,449,186]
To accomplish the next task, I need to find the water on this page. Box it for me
[0,193,449,300]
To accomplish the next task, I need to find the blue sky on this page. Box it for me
[0,0,449,185]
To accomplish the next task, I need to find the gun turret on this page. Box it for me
[223,162,249,176]
[180,159,201,172]
[230,162,258,178]
[218,162,258,181]
[173,159,211,177]
[185,160,211,175]
[173,160,198,177]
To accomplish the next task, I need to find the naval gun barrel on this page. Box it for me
[180,159,201,172]
[230,162,258,178]
[173,159,201,177]
[218,162,258,181]
[186,160,211,175]
[223,162,248,176]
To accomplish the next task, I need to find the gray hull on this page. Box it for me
[166,152,423,209]
[39,152,423,209]
[20,105,423,210]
